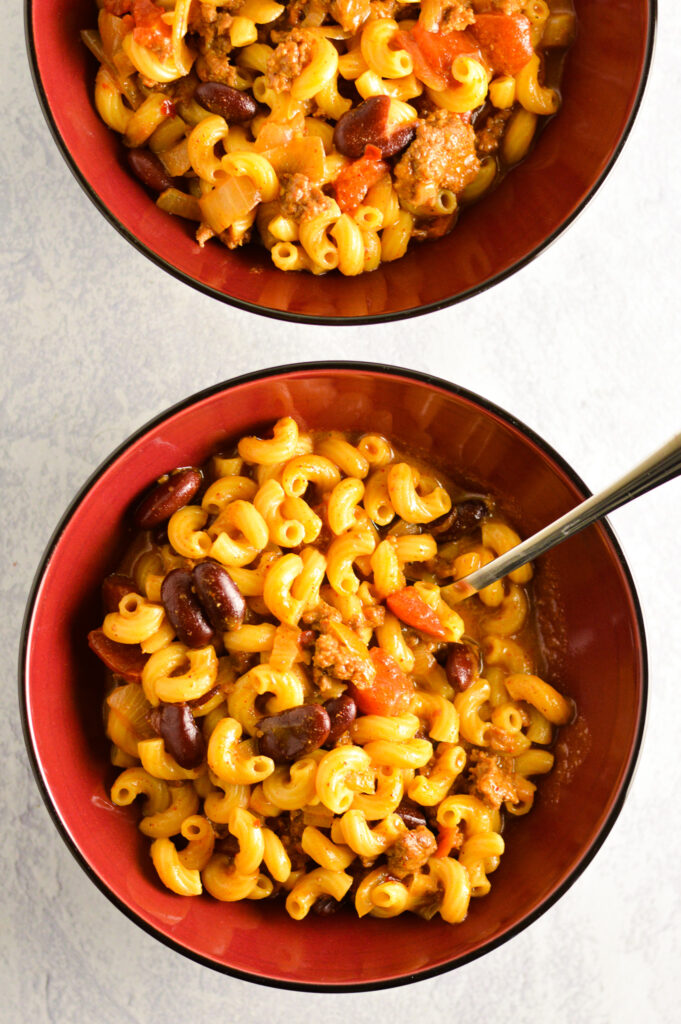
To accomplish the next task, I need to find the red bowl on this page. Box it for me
[26,1,655,324]
[20,363,646,990]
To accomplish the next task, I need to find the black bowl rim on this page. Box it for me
[19,360,648,991]
[25,2,657,326]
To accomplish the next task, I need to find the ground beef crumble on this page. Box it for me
[313,631,376,687]
[467,750,520,809]
[279,172,328,221]
[476,108,513,156]
[266,28,315,93]
[421,0,475,33]
[386,826,437,877]
[394,110,480,215]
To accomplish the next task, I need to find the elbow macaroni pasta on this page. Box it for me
[91,417,574,923]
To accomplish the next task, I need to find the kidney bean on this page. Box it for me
[133,467,202,529]
[323,695,357,747]
[147,703,205,770]
[187,684,221,708]
[192,560,245,632]
[101,573,138,613]
[430,498,489,540]
[395,797,427,831]
[257,704,331,762]
[333,96,415,160]
[127,148,175,193]
[161,568,215,648]
[195,82,258,124]
[88,629,149,682]
[445,642,474,692]
[313,895,339,916]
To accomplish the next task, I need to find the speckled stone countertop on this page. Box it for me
[3,3,681,1022]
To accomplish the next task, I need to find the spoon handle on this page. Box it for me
[459,432,681,593]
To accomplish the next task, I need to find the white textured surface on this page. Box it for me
[3,2,681,1022]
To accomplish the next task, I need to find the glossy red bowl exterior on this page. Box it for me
[27,2,655,323]
[21,363,646,990]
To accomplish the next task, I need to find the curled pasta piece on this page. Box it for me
[238,417,300,465]
[103,593,165,645]
[355,867,409,918]
[151,837,202,896]
[458,831,505,897]
[207,716,274,785]
[504,674,574,725]
[139,781,200,838]
[302,826,355,870]
[142,643,218,706]
[110,768,171,816]
[262,752,322,811]
[316,745,374,814]
[336,809,406,858]
[426,856,471,923]
[202,853,259,901]
[285,867,353,920]
[179,815,216,872]
[387,463,451,524]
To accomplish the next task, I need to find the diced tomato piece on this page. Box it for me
[333,145,388,213]
[469,13,534,76]
[103,0,133,14]
[130,0,172,57]
[386,586,446,639]
[347,648,414,716]
[434,826,460,859]
[395,23,480,91]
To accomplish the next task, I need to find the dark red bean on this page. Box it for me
[430,498,489,540]
[102,573,138,613]
[126,148,175,193]
[192,560,245,632]
[195,82,258,123]
[323,695,357,747]
[134,467,202,529]
[88,629,149,682]
[312,895,339,916]
[333,96,415,160]
[161,569,215,648]
[147,703,205,770]
[187,685,221,709]
[395,797,427,831]
[445,643,474,691]
[257,704,331,762]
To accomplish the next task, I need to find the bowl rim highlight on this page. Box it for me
[19,361,648,990]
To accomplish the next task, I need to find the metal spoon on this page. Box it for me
[450,432,681,598]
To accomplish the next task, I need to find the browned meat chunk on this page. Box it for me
[420,0,475,32]
[386,826,437,877]
[313,633,375,687]
[476,108,512,155]
[266,29,314,93]
[188,4,241,85]
[287,0,332,26]
[394,110,480,214]
[468,750,519,809]
[279,173,328,221]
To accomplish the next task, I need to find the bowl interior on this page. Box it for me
[28,0,654,322]
[22,366,645,988]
